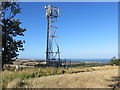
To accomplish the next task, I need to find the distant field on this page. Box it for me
[2,65,119,88]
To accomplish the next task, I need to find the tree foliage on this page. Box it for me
[2,2,26,66]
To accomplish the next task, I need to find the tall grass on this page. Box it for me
[2,67,67,88]
[2,63,111,88]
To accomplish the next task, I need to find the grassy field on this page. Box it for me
[2,65,119,88]
[24,66,119,88]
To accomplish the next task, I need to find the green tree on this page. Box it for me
[2,2,26,67]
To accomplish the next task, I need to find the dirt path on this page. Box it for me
[24,66,119,88]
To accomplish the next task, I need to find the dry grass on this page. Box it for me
[25,66,119,88]
[2,65,119,88]
[2,67,67,88]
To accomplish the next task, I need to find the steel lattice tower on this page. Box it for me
[45,5,60,64]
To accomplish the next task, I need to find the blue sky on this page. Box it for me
[15,2,118,59]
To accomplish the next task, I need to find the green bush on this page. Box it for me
[111,59,120,66]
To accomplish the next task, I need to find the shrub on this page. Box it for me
[111,59,120,66]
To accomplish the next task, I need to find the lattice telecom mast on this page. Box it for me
[45,5,60,62]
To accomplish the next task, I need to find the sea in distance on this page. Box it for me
[31,58,111,63]
[63,59,111,63]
